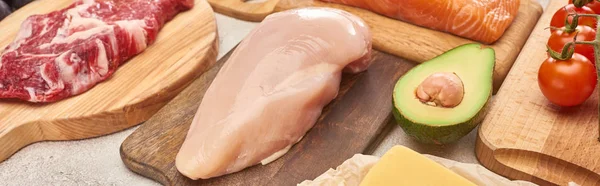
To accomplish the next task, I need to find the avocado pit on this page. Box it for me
[415,72,464,108]
[393,43,495,144]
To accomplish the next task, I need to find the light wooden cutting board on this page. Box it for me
[476,0,600,185]
[209,0,542,93]
[0,0,218,162]
[120,48,414,185]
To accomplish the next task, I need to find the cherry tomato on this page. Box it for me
[538,53,597,107]
[548,25,596,63]
[550,4,597,30]
[570,0,600,14]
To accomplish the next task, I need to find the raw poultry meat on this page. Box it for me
[321,0,520,44]
[175,7,373,180]
[0,0,193,102]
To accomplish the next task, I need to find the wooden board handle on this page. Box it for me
[0,0,219,163]
[491,148,600,185]
[208,0,279,22]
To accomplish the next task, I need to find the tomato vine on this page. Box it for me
[546,5,600,141]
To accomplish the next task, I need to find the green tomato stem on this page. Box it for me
[565,8,579,33]
[547,43,575,60]
[573,0,592,8]
[552,13,600,141]
[565,24,577,33]
[575,41,597,45]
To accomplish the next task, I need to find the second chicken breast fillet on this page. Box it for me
[176,7,373,180]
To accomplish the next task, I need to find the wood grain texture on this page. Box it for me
[476,1,600,185]
[120,49,414,185]
[209,0,542,93]
[0,0,218,162]
[207,0,279,22]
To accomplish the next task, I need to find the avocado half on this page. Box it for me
[392,43,494,145]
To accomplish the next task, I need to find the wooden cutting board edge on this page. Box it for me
[476,0,600,185]
[121,146,172,185]
[0,0,219,163]
[207,0,279,22]
[119,49,415,185]
[119,50,236,186]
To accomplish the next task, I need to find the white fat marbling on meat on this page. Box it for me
[69,53,81,64]
[60,27,109,44]
[15,53,58,59]
[68,17,109,32]
[71,71,94,95]
[55,52,76,84]
[24,87,37,102]
[115,20,148,51]
[38,18,51,36]
[67,53,96,95]
[39,52,67,95]
[68,53,85,93]
[39,2,109,48]
[57,45,104,95]
[39,3,144,56]
[39,63,53,87]
[5,18,33,52]
[42,23,111,49]
[14,18,33,41]
[107,29,118,57]
[70,1,94,14]
[55,18,71,39]
[1,0,154,101]
[37,18,71,49]
[54,50,96,95]
[95,39,109,76]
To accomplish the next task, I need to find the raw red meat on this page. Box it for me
[0,0,193,102]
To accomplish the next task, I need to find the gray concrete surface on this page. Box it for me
[0,0,550,185]
[0,13,258,186]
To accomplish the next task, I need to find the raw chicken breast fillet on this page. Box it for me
[175,7,372,180]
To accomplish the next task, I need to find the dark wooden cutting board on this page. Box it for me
[119,49,415,185]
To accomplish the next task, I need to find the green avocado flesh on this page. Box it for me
[393,43,495,144]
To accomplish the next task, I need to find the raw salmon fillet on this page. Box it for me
[321,0,520,44]
[175,7,372,180]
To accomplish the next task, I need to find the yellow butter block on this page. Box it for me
[360,146,476,186]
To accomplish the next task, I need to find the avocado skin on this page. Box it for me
[391,43,494,145]
[392,93,491,145]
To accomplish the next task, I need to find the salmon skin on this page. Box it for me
[321,0,520,44]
